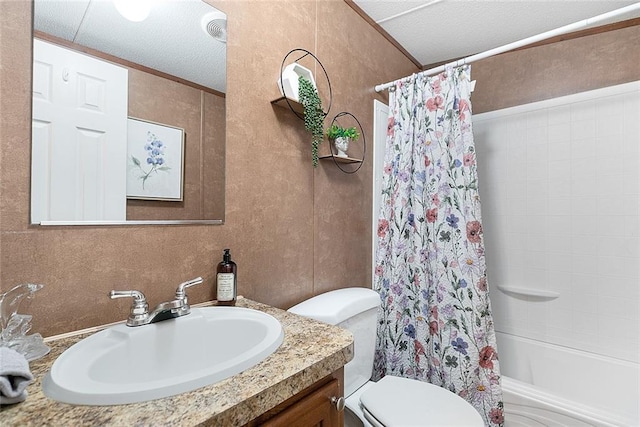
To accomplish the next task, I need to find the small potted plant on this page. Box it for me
[325,124,360,158]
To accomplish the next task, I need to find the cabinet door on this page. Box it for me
[260,379,342,427]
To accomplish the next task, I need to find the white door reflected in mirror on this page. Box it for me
[31,39,128,224]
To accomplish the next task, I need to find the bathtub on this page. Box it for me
[496,332,639,427]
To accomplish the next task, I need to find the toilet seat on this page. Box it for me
[359,376,484,426]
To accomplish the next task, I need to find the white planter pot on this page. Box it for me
[277,63,316,102]
[334,137,350,158]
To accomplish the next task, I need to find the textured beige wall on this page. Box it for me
[0,0,416,337]
[4,0,636,338]
[125,69,226,221]
[471,25,640,113]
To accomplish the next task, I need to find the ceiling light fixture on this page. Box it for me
[114,0,152,22]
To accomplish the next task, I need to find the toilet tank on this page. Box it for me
[288,288,381,397]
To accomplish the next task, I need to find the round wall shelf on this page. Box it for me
[274,48,332,121]
[321,111,366,174]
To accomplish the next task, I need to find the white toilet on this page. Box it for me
[289,287,484,427]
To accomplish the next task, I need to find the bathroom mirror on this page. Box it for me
[31,0,226,225]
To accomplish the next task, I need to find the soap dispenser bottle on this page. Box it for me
[216,248,237,306]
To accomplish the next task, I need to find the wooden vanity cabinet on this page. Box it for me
[246,368,344,427]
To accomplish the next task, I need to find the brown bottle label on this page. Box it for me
[217,273,235,300]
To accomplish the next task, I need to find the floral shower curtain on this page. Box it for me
[373,66,504,426]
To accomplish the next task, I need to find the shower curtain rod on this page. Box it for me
[374,2,640,93]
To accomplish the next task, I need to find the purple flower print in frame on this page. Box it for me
[126,118,185,201]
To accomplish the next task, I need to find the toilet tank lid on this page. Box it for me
[288,287,380,325]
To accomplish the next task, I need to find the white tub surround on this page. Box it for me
[474,81,640,425]
[498,332,639,426]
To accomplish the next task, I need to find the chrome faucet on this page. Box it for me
[109,277,203,327]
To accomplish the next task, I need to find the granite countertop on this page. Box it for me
[1,298,354,426]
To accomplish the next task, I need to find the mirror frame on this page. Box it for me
[31,0,226,226]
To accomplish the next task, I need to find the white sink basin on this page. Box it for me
[42,307,284,405]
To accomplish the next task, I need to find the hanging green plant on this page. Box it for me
[297,75,325,167]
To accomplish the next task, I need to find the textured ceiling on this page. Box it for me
[352,0,640,68]
[33,1,640,93]
[33,0,226,93]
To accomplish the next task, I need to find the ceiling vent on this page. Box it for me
[201,11,227,43]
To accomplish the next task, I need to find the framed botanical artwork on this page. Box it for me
[126,118,185,201]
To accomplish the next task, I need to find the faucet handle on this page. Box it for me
[109,290,149,323]
[175,277,203,299]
